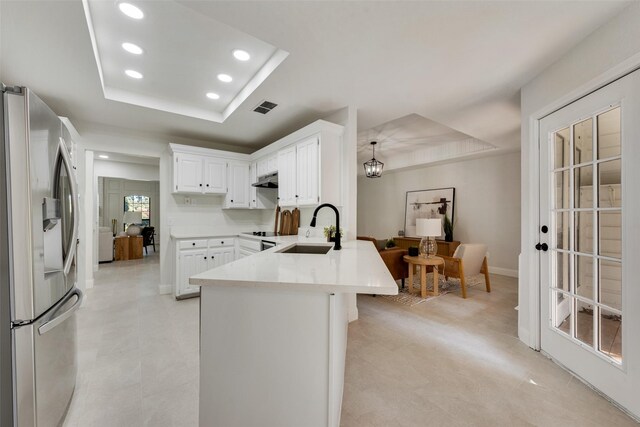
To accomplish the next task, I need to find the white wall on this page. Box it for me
[519,2,640,348]
[94,159,159,181]
[323,106,358,240]
[358,151,521,275]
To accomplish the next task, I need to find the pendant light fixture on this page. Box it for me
[363,141,384,178]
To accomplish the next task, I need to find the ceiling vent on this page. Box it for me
[253,100,278,114]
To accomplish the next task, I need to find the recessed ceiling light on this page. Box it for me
[118,2,144,19]
[233,49,250,61]
[122,42,143,55]
[206,92,220,100]
[125,69,143,79]
[98,154,109,159]
[217,74,232,83]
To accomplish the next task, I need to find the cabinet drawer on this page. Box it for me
[209,238,235,248]
[179,239,208,249]
[238,237,261,252]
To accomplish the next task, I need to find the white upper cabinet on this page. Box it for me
[203,157,227,194]
[267,155,278,175]
[276,129,340,208]
[175,154,204,193]
[277,146,297,206]
[249,162,258,209]
[256,154,278,178]
[296,137,319,206]
[173,151,226,195]
[250,162,276,210]
[256,158,268,178]
[224,161,250,209]
[169,119,343,207]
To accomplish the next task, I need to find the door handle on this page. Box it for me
[57,138,79,276]
[535,243,548,251]
[38,288,83,335]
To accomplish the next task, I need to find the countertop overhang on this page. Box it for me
[189,240,399,295]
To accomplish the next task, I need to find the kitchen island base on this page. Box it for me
[200,285,348,427]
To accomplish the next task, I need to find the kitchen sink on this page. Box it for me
[277,244,332,254]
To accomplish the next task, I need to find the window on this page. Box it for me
[124,195,150,227]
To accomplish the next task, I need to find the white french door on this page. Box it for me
[539,70,640,417]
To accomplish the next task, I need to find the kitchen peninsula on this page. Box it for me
[190,239,398,427]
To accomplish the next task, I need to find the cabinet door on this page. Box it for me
[256,158,268,178]
[277,146,297,206]
[208,247,235,269]
[178,249,206,296]
[175,154,203,193]
[225,162,250,209]
[249,162,258,208]
[267,155,278,174]
[296,137,319,206]
[204,157,227,194]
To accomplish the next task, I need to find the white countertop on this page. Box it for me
[170,229,243,239]
[170,228,321,240]
[190,240,399,295]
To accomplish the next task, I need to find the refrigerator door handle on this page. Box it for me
[57,137,79,276]
[38,287,83,335]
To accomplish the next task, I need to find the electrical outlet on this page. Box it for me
[184,196,191,205]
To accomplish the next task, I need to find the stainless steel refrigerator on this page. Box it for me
[1,85,82,427]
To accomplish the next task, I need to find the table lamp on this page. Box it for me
[416,218,442,258]
[123,211,143,236]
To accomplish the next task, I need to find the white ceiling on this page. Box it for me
[94,151,159,166]
[358,113,490,155]
[357,113,495,172]
[0,1,631,153]
[83,0,288,123]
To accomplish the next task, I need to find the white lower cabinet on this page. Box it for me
[177,249,208,298]
[175,237,236,298]
[207,247,235,269]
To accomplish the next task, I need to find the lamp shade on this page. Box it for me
[123,211,142,225]
[416,218,441,237]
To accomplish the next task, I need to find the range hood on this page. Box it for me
[252,172,278,188]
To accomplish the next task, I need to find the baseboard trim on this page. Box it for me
[490,266,518,278]
[158,284,173,295]
[518,327,531,348]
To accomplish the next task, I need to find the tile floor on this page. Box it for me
[63,253,637,426]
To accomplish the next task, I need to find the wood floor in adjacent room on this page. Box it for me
[64,253,637,426]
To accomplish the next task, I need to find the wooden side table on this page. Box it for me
[403,255,445,298]
[129,236,143,260]
[114,236,130,261]
[114,235,143,260]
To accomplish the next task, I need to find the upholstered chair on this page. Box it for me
[98,227,114,262]
[441,243,491,298]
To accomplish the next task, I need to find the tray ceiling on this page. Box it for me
[82,0,288,123]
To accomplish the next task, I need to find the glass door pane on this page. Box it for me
[549,106,623,364]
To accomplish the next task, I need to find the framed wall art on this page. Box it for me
[403,187,455,238]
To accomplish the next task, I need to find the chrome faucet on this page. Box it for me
[310,203,341,250]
